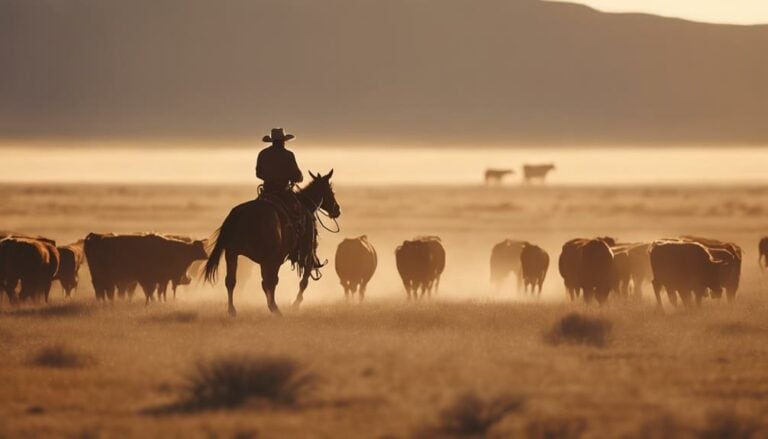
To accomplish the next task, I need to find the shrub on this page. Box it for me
[178,355,315,411]
[545,313,612,347]
[29,343,94,368]
[420,392,525,437]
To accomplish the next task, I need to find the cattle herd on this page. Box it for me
[0,228,760,310]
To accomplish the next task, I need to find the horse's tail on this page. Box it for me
[203,209,238,284]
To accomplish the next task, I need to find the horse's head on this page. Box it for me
[309,169,341,218]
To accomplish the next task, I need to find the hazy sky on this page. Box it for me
[563,0,768,25]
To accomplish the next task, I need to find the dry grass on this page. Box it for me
[1,183,768,437]
[143,311,199,324]
[525,416,588,439]
[544,313,612,347]
[8,302,91,318]
[419,392,526,438]
[170,355,315,412]
[28,343,94,368]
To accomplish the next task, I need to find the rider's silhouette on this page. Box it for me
[255,127,322,277]
[256,128,303,192]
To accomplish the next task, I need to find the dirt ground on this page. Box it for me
[1,183,768,438]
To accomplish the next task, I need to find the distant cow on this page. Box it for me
[490,239,527,291]
[559,237,615,303]
[484,169,514,185]
[56,241,85,298]
[335,235,377,301]
[395,236,445,300]
[523,164,555,183]
[520,243,549,295]
[650,240,724,307]
[0,237,60,303]
[84,233,207,304]
[680,236,742,301]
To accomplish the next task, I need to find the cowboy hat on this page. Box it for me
[262,127,295,143]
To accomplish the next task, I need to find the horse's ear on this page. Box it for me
[309,170,318,179]
[327,169,334,179]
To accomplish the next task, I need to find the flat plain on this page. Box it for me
[1,183,768,438]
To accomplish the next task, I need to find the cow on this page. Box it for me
[610,244,632,298]
[559,237,616,303]
[680,236,742,301]
[650,240,724,307]
[334,235,377,301]
[610,242,651,298]
[395,236,445,300]
[558,238,588,301]
[484,169,514,185]
[520,243,549,295]
[55,241,85,298]
[490,239,527,291]
[0,237,59,303]
[84,233,207,304]
[522,164,556,184]
[760,237,768,272]
[627,243,652,297]
[581,239,614,304]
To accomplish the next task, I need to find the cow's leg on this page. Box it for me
[359,280,367,302]
[225,252,238,317]
[140,282,156,306]
[158,282,168,303]
[172,283,178,300]
[679,290,693,307]
[652,280,663,307]
[583,287,594,304]
[42,279,53,303]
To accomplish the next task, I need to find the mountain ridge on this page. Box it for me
[1,0,766,145]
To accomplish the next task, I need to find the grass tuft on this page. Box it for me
[545,313,612,347]
[10,302,91,318]
[29,343,94,368]
[175,355,315,411]
[420,392,525,438]
[526,416,588,439]
[144,311,198,323]
[699,411,762,439]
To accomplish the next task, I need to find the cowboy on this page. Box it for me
[256,127,303,193]
[255,128,322,277]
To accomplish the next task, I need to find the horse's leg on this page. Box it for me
[292,270,311,309]
[261,263,281,316]
[225,252,238,317]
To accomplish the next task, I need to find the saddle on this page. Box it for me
[256,188,324,279]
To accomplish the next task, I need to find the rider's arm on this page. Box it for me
[289,151,304,183]
[255,153,265,179]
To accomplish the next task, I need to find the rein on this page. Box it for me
[297,186,340,234]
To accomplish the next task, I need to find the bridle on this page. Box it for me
[296,185,340,234]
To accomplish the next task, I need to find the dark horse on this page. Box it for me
[203,170,340,316]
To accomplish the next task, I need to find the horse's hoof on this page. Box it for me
[228,307,237,317]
